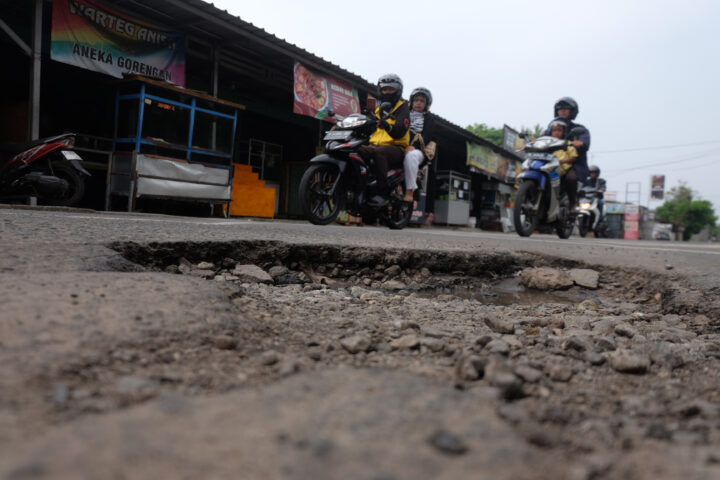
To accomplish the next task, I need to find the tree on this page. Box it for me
[654,182,717,240]
[519,124,544,138]
[466,123,503,145]
[466,123,545,146]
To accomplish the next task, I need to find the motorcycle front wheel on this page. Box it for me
[513,181,540,237]
[299,164,345,225]
[577,216,589,237]
[556,217,574,239]
[45,164,85,207]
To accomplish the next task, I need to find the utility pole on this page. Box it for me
[625,182,641,206]
[29,0,43,140]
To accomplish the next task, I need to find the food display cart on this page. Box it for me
[105,76,243,213]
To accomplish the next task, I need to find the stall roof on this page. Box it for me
[114,0,521,161]
[114,0,376,91]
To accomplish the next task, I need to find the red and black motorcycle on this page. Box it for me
[0,133,90,207]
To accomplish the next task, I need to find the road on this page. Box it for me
[1,206,719,480]
[2,206,718,288]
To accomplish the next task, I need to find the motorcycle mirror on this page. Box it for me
[379,101,393,116]
[326,108,335,118]
[569,126,587,137]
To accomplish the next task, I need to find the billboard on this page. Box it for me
[51,0,186,85]
[293,62,360,122]
[651,175,665,200]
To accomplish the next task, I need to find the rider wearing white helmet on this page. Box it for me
[403,87,437,203]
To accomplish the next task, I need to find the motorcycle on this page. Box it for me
[513,135,575,238]
[576,184,607,237]
[299,103,415,230]
[0,133,90,207]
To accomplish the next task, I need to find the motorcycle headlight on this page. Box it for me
[580,202,592,209]
[339,116,367,129]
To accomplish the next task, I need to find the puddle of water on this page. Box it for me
[425,277,579,306]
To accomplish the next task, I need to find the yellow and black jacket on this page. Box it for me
[369,100,410,148]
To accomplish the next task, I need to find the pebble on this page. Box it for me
[391,334,420,350]
[514,365,543,383]
[547,364,574,382]
[484,316,515,334]
[211,335,237,350]
[260,350,280,366]
[340,334,371,354]
[607,349,650,374]
[427,430,468,455]
[456,355,485,381]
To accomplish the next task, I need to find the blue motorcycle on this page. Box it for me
[513,136,575,238]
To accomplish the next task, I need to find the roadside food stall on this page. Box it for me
[105,76,243,215]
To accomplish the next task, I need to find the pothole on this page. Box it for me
[108,240,605,306]
[12,238,719,469]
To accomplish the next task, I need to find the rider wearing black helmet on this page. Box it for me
[544,96,591,212]
[583,164,607,220]
[361,73,411,206]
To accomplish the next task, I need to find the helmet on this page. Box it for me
[377,73,403,104]
[410,87,432,110]
[548,118,568,131]
[554,96,579,120]
[589,165,600,175]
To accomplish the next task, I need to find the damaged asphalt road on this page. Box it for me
[1,207,720,480]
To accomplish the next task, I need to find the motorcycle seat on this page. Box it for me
[0,134,75,156]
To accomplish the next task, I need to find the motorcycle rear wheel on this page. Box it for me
[44,164,85,207]
[299,164,345,225]
[385,185,412,230]
[513,181,540,237]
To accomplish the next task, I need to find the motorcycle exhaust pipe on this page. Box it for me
[20,172,69,196]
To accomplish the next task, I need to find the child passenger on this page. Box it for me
[548,118,578,176]
[403,87,437,203]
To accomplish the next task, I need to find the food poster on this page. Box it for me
[51,0,186,86]
[293,62,360,122]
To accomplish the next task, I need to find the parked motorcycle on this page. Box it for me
[0,133,89,206]
[576,184,607,237]
[299,104,415,229]
[513,135,575,238]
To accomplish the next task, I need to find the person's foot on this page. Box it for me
[367,195,388,207]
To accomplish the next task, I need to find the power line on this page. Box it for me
[603,147,720,175]
[593,140,720,154]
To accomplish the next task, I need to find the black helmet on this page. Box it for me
[589,165,600,175]
[554,97,579,120]
[410,87,432,110]
[378,73,403,104]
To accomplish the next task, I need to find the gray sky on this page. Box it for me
[212,0,720,216]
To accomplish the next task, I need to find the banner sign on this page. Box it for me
[293,62,360,122]
[467,142,511,179]
[51,0,186,86]
[502,125,525,153]
[624,204,640,240]
[651,175,665,200]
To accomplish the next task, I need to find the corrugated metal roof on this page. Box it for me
[129,0,520,161]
